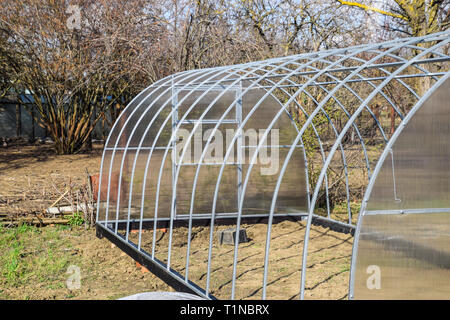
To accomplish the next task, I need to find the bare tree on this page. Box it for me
[0,0,388,154]
[0,0,168,154]
[336,0,450,37]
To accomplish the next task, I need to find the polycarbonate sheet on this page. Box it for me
[96,149,112,223]
[174,123,238,165]
[127,102,172,148]
[353,78,450,299]
[98,84,308,223]
[241,146,307,215]
[169,86,308,217]
[242,89,280,130]
[176,89,238,120]
[240,89,307,214]
[99,149,125,225]
[139,150,173,219]
[352,212,450,299]
[176,164,239,215]
[366,79,450,211]
[114,150,138,222]
[106,86,170,148]
[115,149,173,222]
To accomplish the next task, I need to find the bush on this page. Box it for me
[67,212,85,227]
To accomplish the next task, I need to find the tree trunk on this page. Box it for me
[31,105,35,142]
[390,106,395,135]
[15,104,21,137]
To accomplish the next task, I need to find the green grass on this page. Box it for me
[0,223,80,291]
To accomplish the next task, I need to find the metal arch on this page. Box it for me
[113,67,236,236]
[162,58,323,270]
[113,65,250,241]
[96,71,195,224]
[210,42,392,299]
[118,68,232,239]
[299,35,450,299]
[124,59,297,260]
[96,30,450,300]
[192,32,449,299]
[348,72,450,299]
[230,31,450,299]
[103,68,220,229]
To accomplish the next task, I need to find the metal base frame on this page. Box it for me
[95,213,355,300]
[96,222,214,299]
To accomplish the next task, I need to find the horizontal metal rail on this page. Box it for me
[364,207,450,216]
[178,57,450,87]
[96,223,214,299]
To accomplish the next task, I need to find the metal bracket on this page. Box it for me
[389,149,402,203]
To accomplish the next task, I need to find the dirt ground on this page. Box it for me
[0,141,353,300]
[128,220,352,300]
[0,224,175,300]
[0,140,103,218]
[0,141,174,299]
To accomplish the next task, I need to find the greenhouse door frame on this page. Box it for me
[171,84,244,219]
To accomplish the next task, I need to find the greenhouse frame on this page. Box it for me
[95,30,450,300]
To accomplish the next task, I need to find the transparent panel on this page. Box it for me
[242,147,307,215]
[100,83,308,229]
[176,164,239,215]
[176,89,238,120]
[127,98,172,148]
[101,149,124,230]
[353,78,450,299]
[96,150,112,223]
[241,88,308,215]
[174,123,238,165]
[152,150,174,219]
[115,150,137,223]
[106,86,170,148]
[141,149,172,219]
[174,122,239,215]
